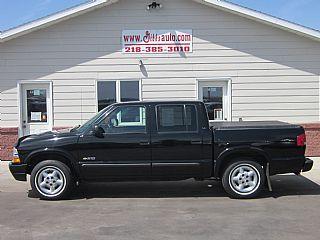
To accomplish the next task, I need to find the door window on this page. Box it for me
[97,80,140,111]
[202,87,223,121]
[157,104,198,132]
[26,89,48,123]
[100,106,146,134]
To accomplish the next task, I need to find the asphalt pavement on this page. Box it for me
[0,159,319,240]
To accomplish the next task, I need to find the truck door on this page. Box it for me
[78,104,151,180]
[150,103,211,179]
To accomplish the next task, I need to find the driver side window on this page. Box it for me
[100,106,146,134]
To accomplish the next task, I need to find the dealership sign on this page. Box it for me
[122,30,193,53]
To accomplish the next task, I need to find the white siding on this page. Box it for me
[0,0,320,127]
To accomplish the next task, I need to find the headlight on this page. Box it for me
[12,147,21,164]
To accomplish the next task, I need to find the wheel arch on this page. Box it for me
[214,147,270,178]
[25,149,79,179]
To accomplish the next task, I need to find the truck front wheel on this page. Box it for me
[222,160,266,199]
[31,160,74,200]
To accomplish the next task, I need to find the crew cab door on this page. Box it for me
[150,103,212,179]
[78,104,151,180]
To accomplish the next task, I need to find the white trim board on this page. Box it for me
[196,0,320,42]
[0,0,119,42]
[0,0,319,43]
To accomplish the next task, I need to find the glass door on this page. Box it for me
[21,83,52,135]
[198,81,229,121]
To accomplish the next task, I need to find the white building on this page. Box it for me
[1,0,320,159]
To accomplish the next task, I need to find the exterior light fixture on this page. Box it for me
[147,1,162,10]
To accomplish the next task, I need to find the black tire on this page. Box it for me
[222,160,266,199]
[30,160,74,200]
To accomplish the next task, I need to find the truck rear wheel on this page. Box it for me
[222,160,266,199]
[31,160,74,200]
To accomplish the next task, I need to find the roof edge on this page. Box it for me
[0,0,118,43]
[0,0,319,43]
[198,0,320,42]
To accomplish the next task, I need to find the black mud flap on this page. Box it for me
[266,162,272,192]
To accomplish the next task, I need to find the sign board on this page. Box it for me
[31,112,42,121]
[122,30,193,54]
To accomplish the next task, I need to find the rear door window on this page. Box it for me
[156,104,198,133]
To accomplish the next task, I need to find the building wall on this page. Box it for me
[0,127,18,160]
[0,0,320,159]
[302,123,320,156]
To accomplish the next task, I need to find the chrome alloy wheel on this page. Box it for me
[35,166,66,197]
[229,164,261,195]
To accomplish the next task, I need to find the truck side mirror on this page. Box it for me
[93,125,105,138]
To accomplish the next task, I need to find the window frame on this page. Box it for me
[96,79,142,112]
[155,104,199,134]
[97,105,147,135]
[196,78,232,122]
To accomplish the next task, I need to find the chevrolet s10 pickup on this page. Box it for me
[9,101,313,200]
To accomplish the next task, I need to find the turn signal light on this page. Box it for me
[12,157,21,164]
[12,147,21,164]
[297,133,306,147]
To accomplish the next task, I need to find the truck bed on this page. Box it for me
[210,121,301,130]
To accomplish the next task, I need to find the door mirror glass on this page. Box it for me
[93,125,105,138]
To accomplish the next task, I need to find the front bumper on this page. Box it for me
[9,163,27,181]
[302,158,313,172]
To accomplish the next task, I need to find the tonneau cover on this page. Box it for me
[210,121,302,130]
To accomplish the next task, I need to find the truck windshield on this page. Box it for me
[74,105,113,133]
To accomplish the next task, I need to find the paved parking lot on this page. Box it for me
[0,159,320,240]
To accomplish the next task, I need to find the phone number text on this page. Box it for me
[124,45,191,53]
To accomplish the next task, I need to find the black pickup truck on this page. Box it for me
[9,101,313,200]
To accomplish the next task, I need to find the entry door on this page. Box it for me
[78,105,151,180]
[198,81,229,121]
[151,104,211,179]
[21,83,52,136]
